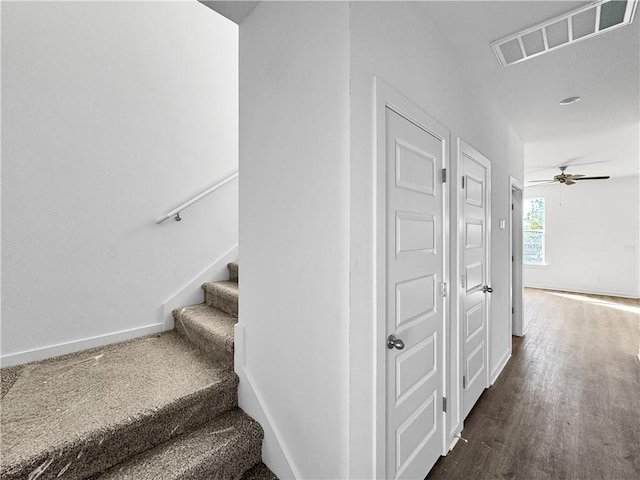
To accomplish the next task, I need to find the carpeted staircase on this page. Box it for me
[0,262,277,480]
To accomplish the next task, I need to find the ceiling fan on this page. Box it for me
[528,166,610,186]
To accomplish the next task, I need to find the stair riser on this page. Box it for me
[1,376,239,480]
[177,436,261,480]
[229,269,238,283]
[174,315,233,369]
[227,262,238,283]
[101,429,262,480]
[204,289,238,317]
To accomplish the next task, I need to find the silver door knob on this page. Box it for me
[482,285,493,293]
[387,334,405,350]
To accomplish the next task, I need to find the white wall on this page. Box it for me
[1,1,239,365]
[239,2,350,479]
[524,176,640,298]
[348,3,523,477]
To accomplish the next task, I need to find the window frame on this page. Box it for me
[523,197,546,265]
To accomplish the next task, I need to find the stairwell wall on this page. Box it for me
[238,2,350,479]
[1,1,238,365]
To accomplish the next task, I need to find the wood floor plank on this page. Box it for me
[427,288,640,480]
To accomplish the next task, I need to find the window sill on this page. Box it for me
[524,263,548,268]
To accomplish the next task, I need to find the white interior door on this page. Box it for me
[385,105,447,479]
[459,141,491,419]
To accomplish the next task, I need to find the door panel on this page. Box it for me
[385,106,446,479]
[460,146,491,419]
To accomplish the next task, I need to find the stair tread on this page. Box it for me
[0,332,237,480]
[97,409,263,479]
[174,304,235,358]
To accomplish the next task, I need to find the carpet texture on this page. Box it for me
[241,462,279,480]
[1,262,277,479]
[96,409,262,480]
[228,261,239,283]
[1,332,237,480]
[1,365,23,399]
[173,304,236,368]
[203,281,239,317]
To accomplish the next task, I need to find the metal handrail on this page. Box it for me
[156,170,238,224]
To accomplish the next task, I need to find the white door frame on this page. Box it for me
[373,77,450,478]
[510,176,524,337]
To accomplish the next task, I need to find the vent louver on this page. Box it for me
[491,0,638,67]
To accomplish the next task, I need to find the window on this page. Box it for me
[524,197,545,264]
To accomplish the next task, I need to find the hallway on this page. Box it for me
[427,288,640,480]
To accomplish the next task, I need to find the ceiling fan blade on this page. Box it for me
[565,174,585,179]
[573,176,610,180]
[560,160,606,168]
[525,181,556,186]
[565,179,576,185]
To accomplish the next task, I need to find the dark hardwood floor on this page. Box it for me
[427,288,640,480]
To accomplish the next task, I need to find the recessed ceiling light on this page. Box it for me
[560,96,581,106]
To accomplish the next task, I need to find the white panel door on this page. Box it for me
[385,106,446,479]
[460,142,491,419]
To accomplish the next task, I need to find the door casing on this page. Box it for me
[510,177,524,336]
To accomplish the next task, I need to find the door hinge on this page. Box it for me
[512,255,514,262]
[463,376,466,389]
[441,168,447,183]
[442,396,447,412]
[461,275,466,288]
[441,281,448,297]
[512,307,515,314]
[512,203,514,210]
[461,176,465,188]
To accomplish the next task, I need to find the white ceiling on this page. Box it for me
[420,1,640,182]
[200,1,638,182]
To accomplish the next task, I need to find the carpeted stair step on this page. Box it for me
[228,261,239,283]
[0,332,238,480]
[173,304,236,369]
[241,462,279,480]
[96,409,263,480]
[203,281,238,317]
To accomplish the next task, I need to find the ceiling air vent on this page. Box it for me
[491,0,638,67]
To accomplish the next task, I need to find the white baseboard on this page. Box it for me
[161,244,238,330]
[235,324,299,479]
[524,283,639,299]
[0,322,164,368]
[490,349,511,385]
[448,434,460,452]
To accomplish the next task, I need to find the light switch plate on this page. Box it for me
[499,219,506,230]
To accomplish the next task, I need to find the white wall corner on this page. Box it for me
[234,324,300,479]
[161,244,238,330]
